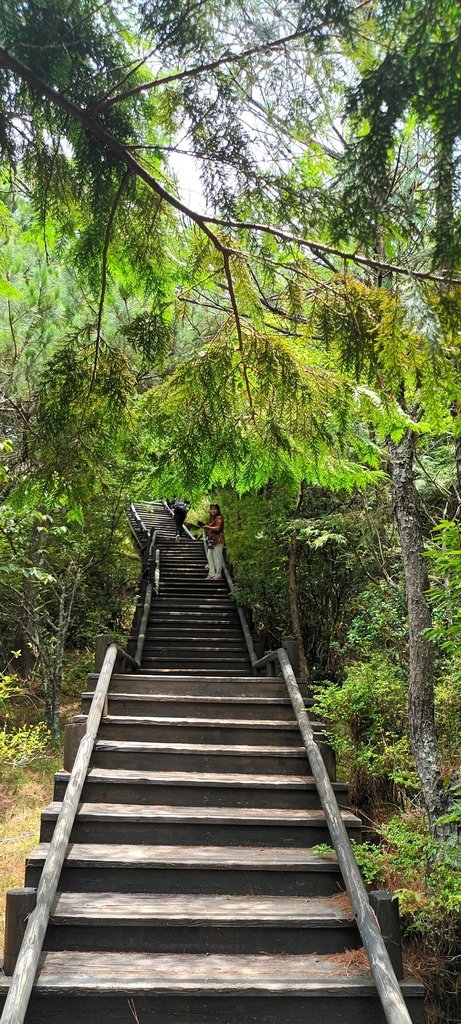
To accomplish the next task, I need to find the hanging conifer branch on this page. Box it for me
[2,46,454,289]
[223,251,255,422]
[91,167,131,388]
[97,29,312,110]
[203,217,461,284]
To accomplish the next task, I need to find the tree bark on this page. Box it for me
[387,430,447,828]
[288,486,310,683]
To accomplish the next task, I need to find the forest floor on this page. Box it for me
[0,755,60,952]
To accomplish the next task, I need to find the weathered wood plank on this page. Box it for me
[42,800,361,826]
[0,950,425,993]
[51,891,354,924]
[27,841,344,870]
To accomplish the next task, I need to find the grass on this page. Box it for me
[0,754,60,955]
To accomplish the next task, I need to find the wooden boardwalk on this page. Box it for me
[0,501,425,1022]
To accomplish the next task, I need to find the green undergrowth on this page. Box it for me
[311,653,460,1023]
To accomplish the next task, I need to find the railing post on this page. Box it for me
[63,721,86,771]
[316,739,337,782]
[94,633,111,672]
[282,639,300,677]
[369,891,404,981]
[3,889,37,976]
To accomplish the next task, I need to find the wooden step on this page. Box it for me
[26,843,346,896]
[40,801,362,846]
[0,951,425,1023]
[139,654,252,664]
[140,644,250,657]
[139,668,256,677]
[45,891,360,955]
[143,627,245,638]
[74,714,312,747]
[53,767,348,808]
[80,692,297,720]
[91,738,317,774]
[147,618,242,630]
[151,610,239,620]
[86,673,285,697]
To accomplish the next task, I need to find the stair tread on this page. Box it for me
[82,692,293,706]
[43,801,361,825]
[27,842,343,870]
[88,674,264,682]
[56,767,346,790]
[51,891,354,924]
[0,950,422,992]
[77,714,302,730]
[95,739,307,756]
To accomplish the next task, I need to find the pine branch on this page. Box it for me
[204,216,461,284]
[96,29,312,111]
[0,46,224,253]
[223,252,255,421]
[91,168,131,388]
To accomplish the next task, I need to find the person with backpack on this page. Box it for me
[172,497,189,541]
[202,503,225,579]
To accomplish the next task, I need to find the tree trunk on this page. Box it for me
[288,487,310,683]
[387,430,447,828]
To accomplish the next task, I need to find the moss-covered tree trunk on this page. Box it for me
[387,429,447,828]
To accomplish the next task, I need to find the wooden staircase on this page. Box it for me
[0,502,425,1023]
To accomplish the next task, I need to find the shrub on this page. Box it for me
[312,654,418,806]
[0,673,50,770]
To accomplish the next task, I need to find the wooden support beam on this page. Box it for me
[63,722,86,772]
[369,891,404,981]
[282,639,299,678]
[94,634,112,672]
[3,890,37,976]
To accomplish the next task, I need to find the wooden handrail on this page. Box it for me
[0,643,121,1024]
[134,529,158,664]
[134,582,153,664]
[221,560,258,666]
[253,648,412,1024]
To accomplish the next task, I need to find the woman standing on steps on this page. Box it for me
[202,504,225,580]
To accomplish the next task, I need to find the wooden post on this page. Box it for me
[317,740,337,782]
[94,634,111,672]
[369,891,404,980]
[3,890,37,976]
[282,639,300,678]
[63,722,86,771]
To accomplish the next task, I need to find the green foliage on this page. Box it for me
[345,583,408,660]
[0,673,49,768]
[312,655,418,804]
[434,660,461,768]
[426,520,461,656]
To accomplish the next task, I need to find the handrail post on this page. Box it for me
[94,633,111,672]
[282,638,299,678]
[3,889,37,976]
